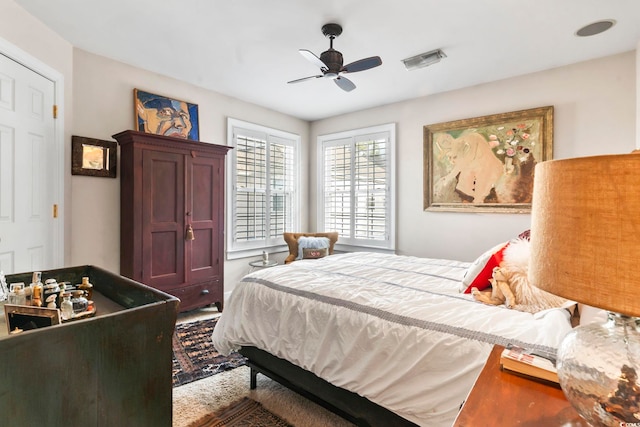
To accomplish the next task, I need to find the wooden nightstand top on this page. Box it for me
[453,345,589,427]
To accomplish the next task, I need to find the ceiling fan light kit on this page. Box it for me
[287,23,382,92]
[402,49,447,71]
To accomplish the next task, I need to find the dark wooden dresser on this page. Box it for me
[0,265,179,426]
[114,130,231,312]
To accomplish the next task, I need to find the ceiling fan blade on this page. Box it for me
[334,76,356,92]
[342,56,382,73]
[299,49,328,70]
[287,75,323,84]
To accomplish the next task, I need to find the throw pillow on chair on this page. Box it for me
[283,232,338,264]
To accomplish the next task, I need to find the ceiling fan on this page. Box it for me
[287,23,382,92]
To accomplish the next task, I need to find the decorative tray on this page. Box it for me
[61,305,96,323]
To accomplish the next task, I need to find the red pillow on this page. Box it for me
[461,242,510,294]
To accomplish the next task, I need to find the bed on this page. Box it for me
[212,251,574,426]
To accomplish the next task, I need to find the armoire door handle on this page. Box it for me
[185,224,195,241]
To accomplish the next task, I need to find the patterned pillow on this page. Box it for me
[461,241,510,294]
[303,247,328,259]
[297,236,330,260]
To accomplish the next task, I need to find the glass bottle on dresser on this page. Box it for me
[8,283,26,306]
[60,292,73,320]
[71,290,88,314]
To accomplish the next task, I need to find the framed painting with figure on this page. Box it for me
[71,136,117,178]
[134,89,199,141]
[423,106,553,213]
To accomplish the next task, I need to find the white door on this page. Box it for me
[0,53,56,274]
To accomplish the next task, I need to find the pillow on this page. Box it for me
[297,236,330,260]
[578,304,608,326]
[283,232,339,264]
[303,247,328,259]
[461,241,510,294]
[501,237,530,270]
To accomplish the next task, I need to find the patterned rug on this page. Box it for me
[187,397,293,427]
[172,317,247,387]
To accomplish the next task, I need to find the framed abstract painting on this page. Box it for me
[423,106,553,213]
[134,89,200,141]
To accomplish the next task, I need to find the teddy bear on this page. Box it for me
[471,238,571,313]
[471,266,516,308]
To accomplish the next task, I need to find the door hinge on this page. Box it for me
[53,204,58,218]
[53,105,58,119]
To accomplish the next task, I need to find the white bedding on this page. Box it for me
[212,252,573,426]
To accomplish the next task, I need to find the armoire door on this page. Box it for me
[141,149,185,289]
[187,154,223,284]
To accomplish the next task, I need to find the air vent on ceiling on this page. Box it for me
[402,49,446,71]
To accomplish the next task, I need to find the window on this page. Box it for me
[227,118,299,258]
[318,123,395,251]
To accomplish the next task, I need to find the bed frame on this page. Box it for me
[239,346,418,427]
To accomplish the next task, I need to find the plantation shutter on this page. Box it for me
[235,133,267,241]
[269,137,295,239]
[324,139,352,238]
[229,119,299,255]
[354,135,388,241]
[320,125,394,250]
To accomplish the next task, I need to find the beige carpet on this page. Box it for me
[172,309,354,427]
[173,365,355,427]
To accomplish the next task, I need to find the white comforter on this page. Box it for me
[212,252,573,426]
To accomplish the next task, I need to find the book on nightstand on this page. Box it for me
[500,345,559,384]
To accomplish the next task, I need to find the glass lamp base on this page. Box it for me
[557,312,640,426]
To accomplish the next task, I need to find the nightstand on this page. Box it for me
[453,345,589,427]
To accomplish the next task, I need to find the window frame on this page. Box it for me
[226,118,300,259]
[317,123,396,253]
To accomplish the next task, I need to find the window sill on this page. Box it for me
[334,244,396,255]
[226,244,289,260]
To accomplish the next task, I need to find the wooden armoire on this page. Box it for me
[114,130,231,312]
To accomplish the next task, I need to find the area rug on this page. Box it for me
[187,397,293,427]
[173,317,247,387]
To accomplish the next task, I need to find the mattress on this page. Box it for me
[212,252,573,426]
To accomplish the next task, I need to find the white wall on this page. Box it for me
[311,51,636,262]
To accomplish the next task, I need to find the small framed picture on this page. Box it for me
[4,304,62,334]
[71,136,117,178]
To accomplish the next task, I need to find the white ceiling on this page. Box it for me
[14,0,640,121]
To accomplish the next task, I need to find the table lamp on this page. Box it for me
[529,153,640,426]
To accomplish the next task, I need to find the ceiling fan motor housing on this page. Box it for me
[320,50,344,75]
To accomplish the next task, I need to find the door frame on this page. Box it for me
[0,36,65,268]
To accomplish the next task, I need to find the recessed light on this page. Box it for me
[575,20,616,37]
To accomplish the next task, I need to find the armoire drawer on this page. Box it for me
[167,279,223,312]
